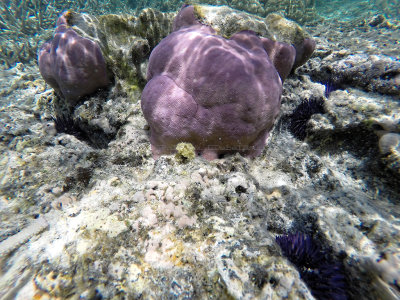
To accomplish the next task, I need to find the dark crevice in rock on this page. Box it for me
[308,124,400,198]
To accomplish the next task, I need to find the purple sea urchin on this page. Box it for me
[52,114,85,139]
[324,80,336,98]
[276,233,348,300]
[276,232,323,268]
[51,114,108,149]
[289,97,325,140]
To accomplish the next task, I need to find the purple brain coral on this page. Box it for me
[38,11,109,107]
[141,5,314,160]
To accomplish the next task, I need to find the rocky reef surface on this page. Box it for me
[0,4,399,300]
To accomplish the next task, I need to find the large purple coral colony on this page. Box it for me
[141,5,314,160]
[38,11,109,107]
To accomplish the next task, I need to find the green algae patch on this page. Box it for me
[175,143,196,163]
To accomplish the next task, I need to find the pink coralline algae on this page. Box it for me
[141,5,315,160]
[38,11,109,107]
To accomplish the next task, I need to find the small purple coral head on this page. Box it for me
[293,38,316,69]
[38,11,109,107]
[141,5,299,160]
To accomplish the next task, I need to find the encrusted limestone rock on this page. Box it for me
[61,9,175,96]
[308,53,400,96]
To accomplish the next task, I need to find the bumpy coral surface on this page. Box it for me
[38,11,109,107]
[141,5,307,160]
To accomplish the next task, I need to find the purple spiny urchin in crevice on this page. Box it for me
[289,97,325,140]
[324,80,338,98]
[51,113,112,149]
[302,262,348,300]
[52,114,87,139]
[276,233,324,268]
[276,233,348,300]
[51,112,119,149]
